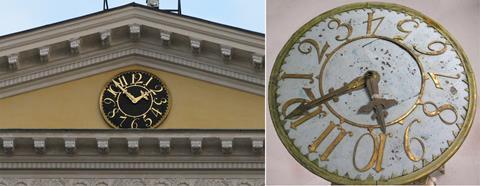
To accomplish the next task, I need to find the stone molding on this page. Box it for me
[0,47,264,98]
[0,162,264,170]
[0,177,264,186]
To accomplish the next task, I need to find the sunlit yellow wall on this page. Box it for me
[0,65,264,129]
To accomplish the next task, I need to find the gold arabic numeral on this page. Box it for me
[119,115,127,128]
[107,108,119,118]
[298,39,330,64]
[151,107,163,118]
[393,18,419,41]
[143,114,153,128]
[144,76,153,86]
[154,98,168,105]
[131,73,143,85]
[353,132,387,172]
[420,101,458,125]
[113,75,129,87]
[130,118,139,128]
[327,17,353,41]
[414,41,447,56]
[404,119,425,162]
[364,11,384,35]
[427,72,460,90]
[106,86,120,97]
[152,85,164,93]
[308,121,352,161]
[103,97,116,106]
[279,72,314,84]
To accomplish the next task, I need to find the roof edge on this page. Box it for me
[0,2,264,40]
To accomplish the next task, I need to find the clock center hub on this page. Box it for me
[321,37,423,128]
[117,85,153,117]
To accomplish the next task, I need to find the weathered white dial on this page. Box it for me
[269,3,476,184]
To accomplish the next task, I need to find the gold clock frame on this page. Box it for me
[99,70,172,129]
[268,2,477,184]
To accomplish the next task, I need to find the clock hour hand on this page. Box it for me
[358,71,398,134]
[285,73,368,119]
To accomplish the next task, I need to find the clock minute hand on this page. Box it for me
[285,74,367,120]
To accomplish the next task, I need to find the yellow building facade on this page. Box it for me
[0,3,264,186]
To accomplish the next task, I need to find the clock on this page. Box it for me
[268,2,476,184]
[100,70,170,129]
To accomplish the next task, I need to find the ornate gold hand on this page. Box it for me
[132,90,151,103]
[285,73,368,119]
[114,82,137,103]
[358,71,398,133]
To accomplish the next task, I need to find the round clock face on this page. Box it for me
[100,70,170,129]
[269,3,476,184]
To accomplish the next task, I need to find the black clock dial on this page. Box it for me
[100,70,170,128]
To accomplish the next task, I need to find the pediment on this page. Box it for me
[0,3,264,98]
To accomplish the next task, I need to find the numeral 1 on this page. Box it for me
[353,132,387,172]
[364,12,384,35]
[145,77,153,86]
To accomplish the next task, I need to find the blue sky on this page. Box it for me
[0,0,265,36]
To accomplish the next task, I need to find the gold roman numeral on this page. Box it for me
[308,121,352,161]
[106,86,119,96]
[290,108,324,129]
[280,72,314,83]
[113,75,128,87]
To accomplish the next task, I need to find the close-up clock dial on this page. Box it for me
[268,2,476,184]
[100,70,170,129]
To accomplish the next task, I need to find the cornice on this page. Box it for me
[0,7,264,56]
[0,129,265,170]
[0,45,264,98]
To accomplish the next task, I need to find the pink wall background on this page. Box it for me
[266,0,480,185]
